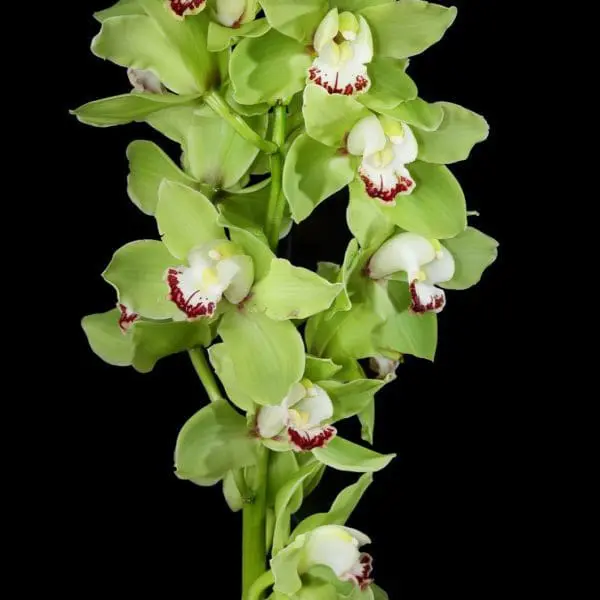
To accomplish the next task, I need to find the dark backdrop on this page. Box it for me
[47,1,519,597]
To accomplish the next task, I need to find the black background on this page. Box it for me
[41,1,525,597]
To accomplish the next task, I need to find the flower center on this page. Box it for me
[289,409,311,428]
[370,144,395,168]
[339,11,359,41]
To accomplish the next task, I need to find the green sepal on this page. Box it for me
[207,18,271,52]
[414,102,490,164]
[440,226,499,290]
[313,436,395,473]
[283,134,355,223]
[217,310,306,406]
[361,0,457,59]
[71,92,200,128]
[250,258,343,320]
[175,399,259,485]
[230,30,311,105]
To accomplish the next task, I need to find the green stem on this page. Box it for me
[248,571,275,600]
[187,348,223,403]
[242,446,270,600]
[205,90,277,155]
[265,104,288,250]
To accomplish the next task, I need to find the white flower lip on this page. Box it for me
[308,9,373,96]
[348,116,419,205]
[368,233,456,314]
[168,0,207,19]
[166,240,254,319]
[300,525,374,590]
[257,381,337,452]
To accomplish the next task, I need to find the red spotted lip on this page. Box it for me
[118,304,139,333]
[360,172,414,204]
[308,67,369,96]
[409,280,445,313]
[288,425,337,452]
[166,268,216,319]
[168,0,206,18]
[353,553,374,590]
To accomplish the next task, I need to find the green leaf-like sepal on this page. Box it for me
[175,399,259,485]
[250,258,343,320]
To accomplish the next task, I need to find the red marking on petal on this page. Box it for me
[288,425,336,452]
[118,304,139,334]
[168,0,205,17]
[359,171,415,205]
[308,67,369,96]
[354,554,374,590]
[409,280,445,314]
[166,268,216,319]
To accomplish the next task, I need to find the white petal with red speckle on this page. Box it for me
[118,304,139,333]
[168,0,207,18]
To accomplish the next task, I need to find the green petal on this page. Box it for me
[71,92,199,127]
[358,57,417,111]
[440,226,499,290]
[375,281,438,361]
[230,30,311,105]
[94,0,144,22]
[372,584,390,600]
[250,258,343,320]
[81,309,134,367]
[268,452,301,510]
[358,401,375,444]
[218,310,306,405]
[183,108,268,189]
[228,228,275,283]
[381,162,467,239]
[207,18,271,52]
[175,399,259,484]
[132,319,213,372]
[361,0,457,59]
[347,180,395,250]
[273,461,320,555]
[331,0,393,10]
[126,140,197,215]
[138,0,215,93]
[378,97,444,131]
[92,15,196,95]
[283,134,354,223]
[305,356,343,381]
[313,436,395,472]
[303,85,371,148]
[82,309,212,372]
[271,535,306,596]
[208,343,255,412]
[415,102,490,164]
[223,471,244,512]
[322,379,384,423]
[259,0,328,42]
[292,472,373,540]
[155,181,224,260]
[102,240,180,319]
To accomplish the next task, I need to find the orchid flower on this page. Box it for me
[167,0,206,19]
[308,8,373,96]
[127,69,165,94]
[257,380,336,452]
[369,353,401,381]
[368,233,456,314]
[273,525,374,593]
[348,115,419,205]
[166,239,253,319]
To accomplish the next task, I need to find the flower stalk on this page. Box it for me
[242,445,270,600]
[188,348,224,403]
[265,104,288,250]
